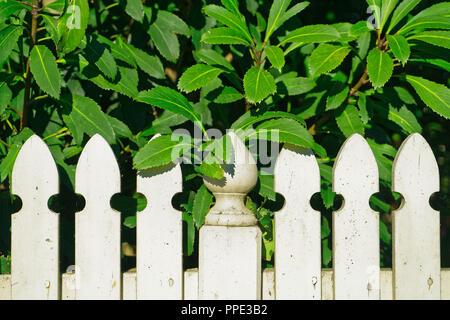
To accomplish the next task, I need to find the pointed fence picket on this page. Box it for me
[11,135,59,299]
[136,136,183,299]
[392,133,440,299]
[75,134,121,299]
[332,134,380,299]
[0,132,446,300]
[274,145,321,299]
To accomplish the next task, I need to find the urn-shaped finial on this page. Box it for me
[203,131,258,226]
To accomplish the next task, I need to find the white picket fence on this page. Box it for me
[0,131,447,300]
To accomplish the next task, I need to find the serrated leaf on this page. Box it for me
[366,0,382,30]
[336,104,365,137]
[326,84,349,111]
[211,86,243,103]
[280,24,340,45]
[387,34,410,66]
[141,111,188,136]
[398,15,450,36]
[133,135,193,170]
[232,110,306,130]
[247,118,314,148]
[29,45,61,99]
[148,19,179,62]
[137,86,204,127]
[387,0,421,33]
[0,0,30,22]
[156,10,191,36]
[201,27,250,45]
[107,115,133,139]
[259,174,276,201]
[358,94,370,124]
[408,31,450,50]
[308,44,351,77]
[58,0,89,53]
[264,45,285,70]
[196,160,224,180]
[244,66,276,104]
[42,15,59,46]
[380,0,398,32]
[81,35,117,79]
[61,94,116,145]
[192,184,213,228]
[178,64,224,93]
[387,105,421,134]
[0,144,20,182]
[409,58,450,72]
[350,21,370,37]
[203,4,253,44]
[367,48,393,88]
[221,0,240,15]
[406,75,450,119]
[276,76,316,96]
[195,48,234,71]
[0,82,12,114]
[119,40,165,79]
[0,25,22,64]
[124,0,144,22]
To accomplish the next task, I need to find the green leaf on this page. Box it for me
[29,45,61,99]
[276,76,316,96]
[133,135,193,170]
[409,58,450,72]
[380,220,391,244]
[387,0,421,33]
[326,84,349,111]
[141,111,188,136]
[232,110,306,130]
[280,24,340,45]
[367,48,394,88]
[264,45,285,70]
[156,10,191,36]
[247,118,314,148]
[358,93,370,124]
[221,0,241,15]
[195,160,224,180]
[265,1,310,42]
[203,5,253,44]
[0,0,30,22]
[407,31,450,50]
[243,66,276,104]
[192,184,213,228]
[366,0,382,30]
[336,104,365,137]
[107,115,133,139]
[96,35,136,67]
[148,18,179,62]
[275,2,310,34]
[118,40,165,79]
[308,44,351,77]
[61,94,116,145]
[0,144,20,182]
[350,21,370,37]
[0,82,12,114]
[178,64,224,93]
[387,34,410,66]
[259,174,276,201]
[387,105,421,134]
[405,75,450,119]
[201,27,250,45]
[42,15,59,46]
[137,86,204,127]
[182,211,195,255]
[211,86,243,103]
[380,0,398,32]
[58,0,89,53]
[0,25,22,65]
[195,48,234,71]
[398,16,450,36]
[124,0,144,22]
[81,35,117,80]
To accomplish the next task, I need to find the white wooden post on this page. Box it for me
[274,144,321,299]
[75,134,121,299]
[392,133,440,299]
[199,131,261,299]
[136,134,183,299]
[11,135,59,299]
[332,134,380,299]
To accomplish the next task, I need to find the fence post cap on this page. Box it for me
[203,131,258,226]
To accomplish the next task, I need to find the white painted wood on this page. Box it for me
[75,134,121,299]
[61,272,75,300]
[380,268,393,300]
[321,269,333,300]
[199,132,261,300]
[262,269,275,300]
[184,268,198,300]
[123,271,137,300]
[199,226,261,299]
[11,135,59,299]
[441,269,450,300]
[136,133,183,299]
[0,275,11,300]
[274,144,321,299]
[392,133,440,299]
[332,134,380,299]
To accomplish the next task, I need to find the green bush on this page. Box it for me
[0,0,449,271]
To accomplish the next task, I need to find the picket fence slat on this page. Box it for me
[75,134,121,299]
[274,145,321,299]
[332,134,380,299]
[11,135,59,299]
[392,133,440,299]
[136,146,183,300]
[1,132,446,300]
